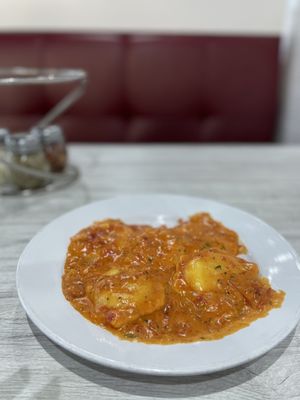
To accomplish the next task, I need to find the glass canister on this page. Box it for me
[38,125,67,172]
[4,133,49,190]
[0,128,10,185]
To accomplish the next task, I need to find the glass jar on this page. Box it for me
[4,133,49,190]
[0,128,10,185]
[37,125,67,172]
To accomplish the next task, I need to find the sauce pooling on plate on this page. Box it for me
[62,213,285,344]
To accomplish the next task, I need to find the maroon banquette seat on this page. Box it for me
[0,33,279,142]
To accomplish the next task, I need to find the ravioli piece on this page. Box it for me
[91,275,165,328]
[176,213,244,256]
[184,251,258,292]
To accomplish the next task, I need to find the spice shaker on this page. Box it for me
[38,125,67,172]
[0,128,10,185]
[4,132,49,190]
[0,128,9,150]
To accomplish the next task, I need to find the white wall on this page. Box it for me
[279,0,300,143]
[0,0,285,36]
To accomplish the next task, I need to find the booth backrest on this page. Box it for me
[0,33,279,142]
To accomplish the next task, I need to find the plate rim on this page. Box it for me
[16,194,300,376]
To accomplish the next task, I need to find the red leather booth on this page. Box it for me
[0,33,279,142]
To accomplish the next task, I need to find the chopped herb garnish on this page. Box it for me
[125,333,136,338]
[215,265,222,270]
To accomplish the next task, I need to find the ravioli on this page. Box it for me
[89,274,165,328]
[62,213,284,344]
[184,251,258,292]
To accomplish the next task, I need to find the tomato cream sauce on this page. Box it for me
[62,213,284,344]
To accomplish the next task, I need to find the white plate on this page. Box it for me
[16,195,300,376]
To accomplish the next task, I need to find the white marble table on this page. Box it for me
[1,144,300,400]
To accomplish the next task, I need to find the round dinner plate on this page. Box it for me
[16,194,300,376]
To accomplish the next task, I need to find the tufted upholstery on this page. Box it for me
[0,33,279,142]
